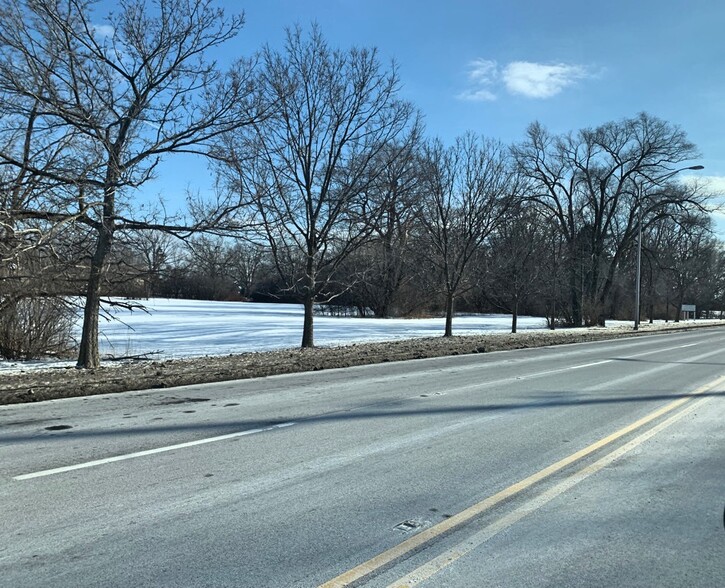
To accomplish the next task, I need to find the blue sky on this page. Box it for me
[131,0,725,227]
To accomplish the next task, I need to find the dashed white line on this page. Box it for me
[13,422,296,481]
[566,360,613,370]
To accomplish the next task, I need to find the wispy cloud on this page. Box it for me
[457,59,498,102]
[458,87,498,102]
[458,59,591,101]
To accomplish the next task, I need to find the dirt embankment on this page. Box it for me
[1,322,722,405]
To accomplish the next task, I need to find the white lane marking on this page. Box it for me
[416,340,717,393]
[13,422,296,481]
[514,359,613,381]
[518,340,705,380]
[566,360,612,370]
[623,342,698,359]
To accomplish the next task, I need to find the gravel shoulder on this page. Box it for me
[2,322,723,405]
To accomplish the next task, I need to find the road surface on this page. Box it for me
[1,328,724,587]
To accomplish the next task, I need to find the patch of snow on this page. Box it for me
[95,299,548,357]
[1,298,720,373]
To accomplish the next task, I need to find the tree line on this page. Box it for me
[0,0,720,367]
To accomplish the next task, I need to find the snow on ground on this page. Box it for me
[0,299,543,372]
[96,299,548,357]
[0,298,717,373]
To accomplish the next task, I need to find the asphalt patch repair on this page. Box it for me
[1,323,722,405]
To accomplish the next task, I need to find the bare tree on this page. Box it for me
[118,229,172,298]
[418,133,518,336]
[217,26,415,347]
[0,96,91,360]
[480,204,548,333]
[654,213,716,321]
[227,241,266,299]
[0,0,262,367]
[345,129,424,317]
[512,113,704,327]
[0,87,83,305]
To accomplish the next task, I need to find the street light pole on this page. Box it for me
[634,202,643,330]
[633,164,704,331]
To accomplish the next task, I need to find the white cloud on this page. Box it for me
[684,175,725,236]
[458,59,591,101]
[93,24,115,38]
[698,175,725,195]
[503,61,588,98]
[683,174,725,199]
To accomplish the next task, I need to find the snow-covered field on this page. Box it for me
[0,298,714,373]
[96,299,548,357]
[0,299,547,372]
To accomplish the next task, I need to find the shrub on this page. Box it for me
[0,298,77,360]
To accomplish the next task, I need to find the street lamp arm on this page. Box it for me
[638,165,705,186]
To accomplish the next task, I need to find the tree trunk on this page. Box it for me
[548,299,556,330]
[77,172,118,368]
[301,295,314,348]
[665,292,670,323]
[77,226,113,369]
[675,289,684,323]
[511,295,518,334]
[444,291,454,337]
[568,253,581,327]
[300,251,316,348]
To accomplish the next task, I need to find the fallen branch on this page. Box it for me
[103,351,164,362]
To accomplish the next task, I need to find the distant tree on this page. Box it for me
[0,0,262,367]
[417,133,518,336]
[216,26,415,347]
[120,230,172,298]
[344,130,424,317]
[185,236,241,300]
[480,204,548,332]
[228,241,267,299]
[656,213,717,321]
[512,113,705,327]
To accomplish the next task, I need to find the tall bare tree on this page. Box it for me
[346,129,424,317]
[480,204,549,333]
[418,133,518,336]
[654,213,716,321]
[0,0,262,367]
[512,113,704,327]
[217,26,415,347]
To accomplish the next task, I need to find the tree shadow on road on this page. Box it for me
[2,388,724,445]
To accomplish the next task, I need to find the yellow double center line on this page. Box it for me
[319,374,725,587]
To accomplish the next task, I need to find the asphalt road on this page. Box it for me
[1,328,724,587]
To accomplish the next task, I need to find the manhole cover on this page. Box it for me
[394,519,426,533]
